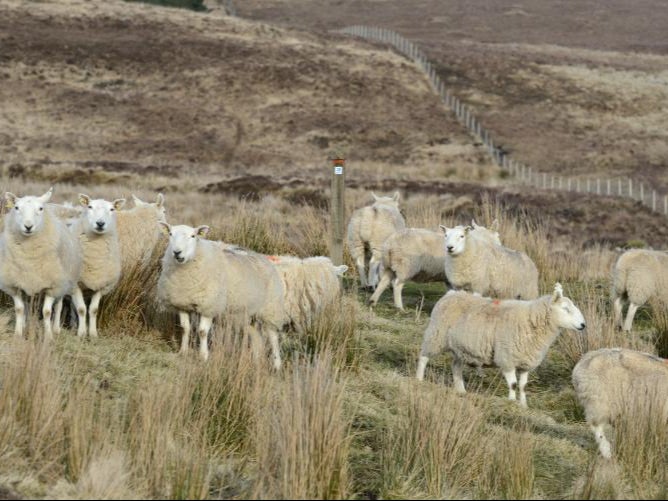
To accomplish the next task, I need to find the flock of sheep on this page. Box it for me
[0,187,666,461]
[347,192,668,460]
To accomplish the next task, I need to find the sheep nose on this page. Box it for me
[579,322,586,330]
[173,250,182,257]
[24,224,33,232]
[447,245,454,252]
[96,220,105,229]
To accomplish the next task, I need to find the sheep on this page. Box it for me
[611,248,668,331]
[70,194,126,338]
[346,191,405,289]
[417,283,586,407]
[369,222,501,310]
[0,188,82,340]
[157,223,285,366]
[442,224,539,300]
[572,348,668,458]
[116,193,167,271]
[267,255,347,332]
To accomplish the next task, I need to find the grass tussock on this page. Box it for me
[252,353,352,500]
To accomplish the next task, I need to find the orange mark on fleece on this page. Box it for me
[266,255,281,263]
[492,299,501,306]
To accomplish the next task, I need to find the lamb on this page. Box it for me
[0,188,82,340]
[267,255,347,332]
[369,222,501,310]
[417,283,586,407]
[116,193,167,271]
[443,224,539,300]
[346,191,405,289]
[157,223,285,366]
[572,348,668,458]
[611,248,668,331]
[70,194,125,338]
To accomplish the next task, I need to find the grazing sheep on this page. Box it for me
[572,348,668,458]
[442,224,539,300]
[116,193,167,271]
[70,194,125,338]
[611,248,668,331]
[0,188,82,340]
[417,283,586,407]
[157,223,285,366]
[347,191,405,289]
[369,222,501,310]
[268,255,347,332]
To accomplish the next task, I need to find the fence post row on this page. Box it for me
[339,25,666,216]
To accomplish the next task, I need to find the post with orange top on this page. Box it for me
[330,154,346,266]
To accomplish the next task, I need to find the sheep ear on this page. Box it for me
[196,225,210,238]
[158,222,171,236]
[335,265,348,276]
[471,218,480,229]
[156,193,164,208]
[113,198,126,211]
[393,191,400,202]
[552,282,564,301]
[464,225,473,234]
[78,194,90,207]
[490,219,499,231]
[132,194,146,207]
[371,192,379,201]
[439,224,449,235]
[40,187,54,203]
[4,192,17,209]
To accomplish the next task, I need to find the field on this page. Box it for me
[0,0,667,499]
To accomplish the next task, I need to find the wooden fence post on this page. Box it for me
[330,155,346,266]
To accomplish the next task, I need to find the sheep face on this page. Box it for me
[132,193,167,223]
[160,223,210,264]
[79,194,125,235]
[4,188,53,237]
[551,283,586,331]
[440,225,470,256]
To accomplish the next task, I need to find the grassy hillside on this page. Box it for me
[0,1,666,499]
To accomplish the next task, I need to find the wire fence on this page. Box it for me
[336,25,668,216]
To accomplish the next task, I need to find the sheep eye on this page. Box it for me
[110,208,115,211]
[88,205,92,209]
[191,235,195,238]
[39,207,43,211]
[14,206,18,211]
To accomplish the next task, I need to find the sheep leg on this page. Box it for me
[416,355,429,381]
[197,315,213,361]
[52,298,63,336]
[591,423,612,459]
[12,293,26,338]
[88,291,103,338]
[612,297,624,329]
[502,369,518,402]
[622,303,639,332]
[354,254,368,289]
[518,370,529,408]
[72,287,87,338]
[452,358,466,394]
[42,295,55,342]
[178,311,191,354]
[367,250,382,289]
[369,269,392,307]
[392,277,405,311]
[266,327,282,371]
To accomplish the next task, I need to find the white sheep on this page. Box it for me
[116,193,167,271]
[70,194,126,338]
[442,224,539,300]
[417,283,586,407]
[369,222,501,310]
[267,254,347,331]
[0,188,82,340]
[572,348,668,458]
[346,192,405,289]
[157,223,285,366]
[611,248,668,331]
